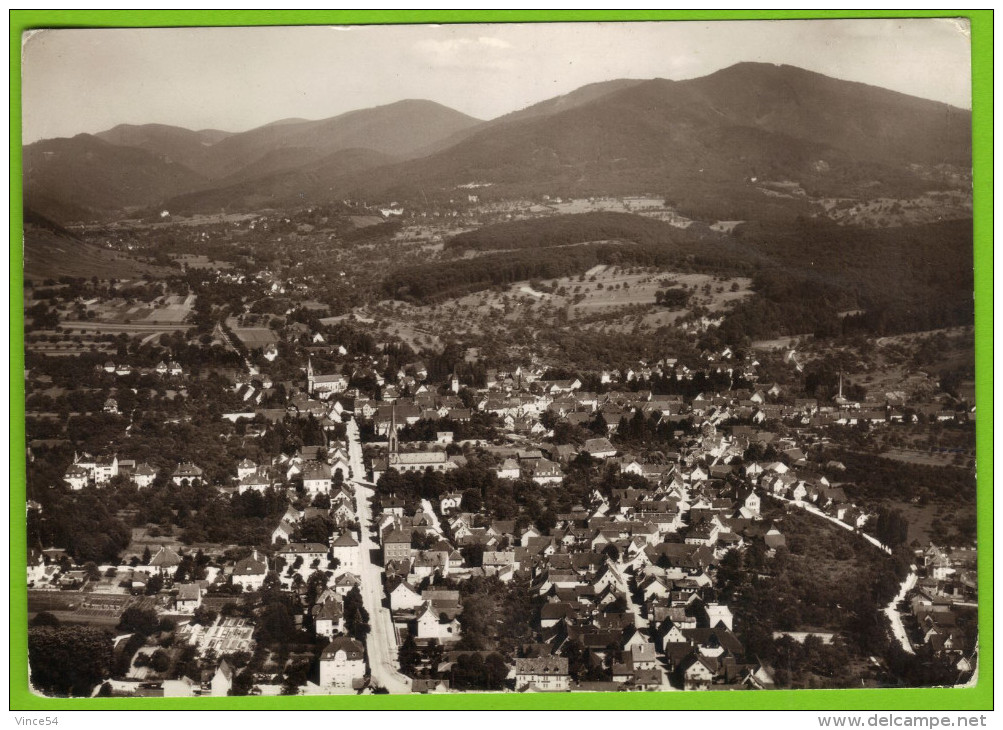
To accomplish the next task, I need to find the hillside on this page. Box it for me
[383,212,759,303]
[95,123,234,176]
[190,98,483,182]
[24,64,971,222]
[384,212,974,342]
[25,100,483,219]
[163,147,397,214]
[22,209,171,282]
[23,134,207,221]
[339,64,971,213]
[411,78,647,157]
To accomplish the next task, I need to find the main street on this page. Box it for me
[346,418,412,694]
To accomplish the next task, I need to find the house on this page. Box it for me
[301,461,332,496]
[63,463,89,490]
[93,455,119,485]
[314,597,345,639]
[414,602,461,643]
[278,542,330,577]
[526,458,563,486]
[272,517,296,544]
[319,637,366,692]
[333,572,362,597]
[514,656,569,692]
[389,580,424,611]
[330,532,359,574]
[736,487,761,517]
[681,653,717,690]
[149,546,183,576]
[132,463,157,488]
[583,437,617,459]
[172,462,203,486]
[237,470,271,494]
[703,603,734,631]
[764,528,786,551]
[175,583,202,613]
[210,660,234,696]
[495,458,521,480]
[383,529,412,566]
[232,550,269,591]
[236,459,258,480]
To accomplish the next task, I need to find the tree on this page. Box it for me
[150,649,171,673]
[398,633,420,675]
[118,607,160,636]
[146,573,164,595]
[461,488,483,513]
[30,612,61,628]
[343,586,371,642]
[29,626,114,696]
[192,605,218,627]
[875,507,910,548]
[230,669,255,696]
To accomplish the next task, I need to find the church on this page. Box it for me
[306,357,348,397]
[372,403,458,481]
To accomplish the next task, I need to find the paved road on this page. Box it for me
[883,568,918,655]
[346,419,412,694]
[420,498,444,535]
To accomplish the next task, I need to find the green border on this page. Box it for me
[9,9,992,711]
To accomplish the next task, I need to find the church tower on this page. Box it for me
[306,357,315,395]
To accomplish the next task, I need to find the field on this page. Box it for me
[880,447,973,469]
[43,294,196,344]
[225,320,280,349]
[353,266,753,349]
[879,499,978,548]
[816,190,972,228]
[27,590,159,627]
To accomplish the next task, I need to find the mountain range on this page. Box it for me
[23,63,972,222]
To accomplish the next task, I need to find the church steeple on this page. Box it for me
[306,356,315,394]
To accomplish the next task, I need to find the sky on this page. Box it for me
[21,18,972,144]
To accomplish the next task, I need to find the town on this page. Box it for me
[23,227,978,695]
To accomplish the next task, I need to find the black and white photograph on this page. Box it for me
[20,19,978,698]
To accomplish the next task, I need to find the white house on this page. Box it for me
[211,660,234,696]
[330,532,359,575]
[390,581,425,611]
[514,656,570,692]
[301,461,332,496]
[319,637,366,692]
[132,463,157,488]
[232,550,268,591]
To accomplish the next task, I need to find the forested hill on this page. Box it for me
[718,218,975,340]
[384,212,974,341]
[384,213,759,302]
